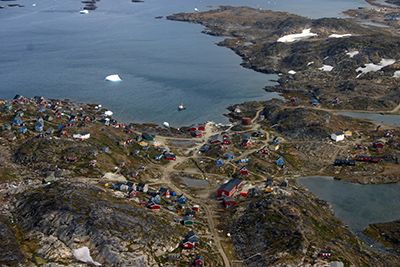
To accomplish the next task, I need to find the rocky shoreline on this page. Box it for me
[167,5,400,112]
[0,94,398,266]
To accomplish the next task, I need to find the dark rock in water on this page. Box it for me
[155,16,163,19]
[81,0,96,3]
[7,3,23,7]
[84,4,97,10]
[0,216,24,266]
[13,182,183,266]
[132,0,144,2]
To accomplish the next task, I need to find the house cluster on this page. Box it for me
[188,124,206,138]
[109,182,196,212]
[0,95,122,140]
[154,150,177,161]
[335,139,390,166]
[208,133,232,146]
[216,178,243,208]
[215,176,291,208]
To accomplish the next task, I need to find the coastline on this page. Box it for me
[1,0,400,265]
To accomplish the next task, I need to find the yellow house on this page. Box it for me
[344,130,352,137]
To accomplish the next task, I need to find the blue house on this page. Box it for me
[216,159,225,167]
[19,126,28,134]
[276,157,285,167]
[237,158,249,164]
[12,117,23,126]
[177,194,187,204]
[35,118,44,132]
[151,194,161,204]
[224,153,235,160]
[311,98,320,106]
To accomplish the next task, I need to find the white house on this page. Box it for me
[331,132,345,142]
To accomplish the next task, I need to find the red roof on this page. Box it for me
[182,241,195,249]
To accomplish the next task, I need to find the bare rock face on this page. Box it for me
[0,216,24,266]
[13,182,183,266]
[32,232,73,263]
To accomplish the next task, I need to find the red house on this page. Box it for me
[239,167,249,176]
[373,141,384,148]
[193,255,204,266]
[182,241,196,249]
[192,205,200,212]
[164,153,176,161]
[191,130,203,138]
[197,124,206,131]
[223,139,231,145]
[222,197,237,208]
[217,178,242,197]
[181,231,199,249]
[147,202,161,211]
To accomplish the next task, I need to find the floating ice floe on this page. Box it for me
[105,74,122,82]
[104,110,113,116]
[328,33,352,38]
[163,122,170,128]
[346,51,359,58]
[79,10,89,14]
[319,65,334,72]
[73,247,101,266]
[288,70,296,75]
[277,29,317,43]
[194,7,199,12]
[356,59,396,78]
[32,3,36,7]
[393,71,400,78]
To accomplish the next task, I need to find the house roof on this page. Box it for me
[219,178,242,192]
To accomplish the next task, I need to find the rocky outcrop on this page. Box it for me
[364,220,400,253]
[13,182,184,266]
[261,100,372,140]
[229,185,400,266]
[0,216,24,266]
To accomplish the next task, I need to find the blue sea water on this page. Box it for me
[0,0,369,126]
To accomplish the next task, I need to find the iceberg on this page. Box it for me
[104,110,113,116]
[73,247,101,266]
[163,122,170,128]
[80,10,89,14]
[105,74,122,82]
